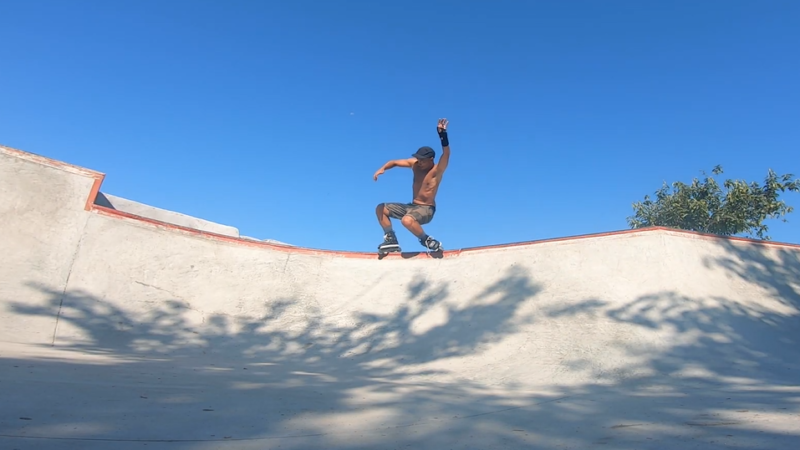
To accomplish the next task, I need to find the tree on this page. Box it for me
[627,165,800,240]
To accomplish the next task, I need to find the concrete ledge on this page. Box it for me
[94,192,240,238]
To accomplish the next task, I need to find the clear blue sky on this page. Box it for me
[2,1,798,251]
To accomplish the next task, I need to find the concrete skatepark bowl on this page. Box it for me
[2,144,800,449]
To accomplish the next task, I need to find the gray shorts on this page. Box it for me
[384,202,436,225]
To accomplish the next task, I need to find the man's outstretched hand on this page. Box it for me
[437,118,448,133]
[373,168,384,181]
[437,118,449,147]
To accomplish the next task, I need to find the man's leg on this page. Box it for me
[400,215,426,238]
[376,203,406,251]
[376,203,408,232]
[400,205,441,250]
[375,203,394,233]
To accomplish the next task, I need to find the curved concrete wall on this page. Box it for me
[2,144,799,449]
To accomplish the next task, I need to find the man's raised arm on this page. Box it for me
[436,118,450,174]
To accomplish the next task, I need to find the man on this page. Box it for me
[373,118,451,253]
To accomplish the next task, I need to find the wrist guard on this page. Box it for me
[438,130,449,147]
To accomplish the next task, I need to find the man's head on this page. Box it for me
[412,146,435,170]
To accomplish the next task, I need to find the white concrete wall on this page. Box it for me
[3,144,799,382]
[0,146,98,345]
[47,208,800,387]
[2,145,799,448]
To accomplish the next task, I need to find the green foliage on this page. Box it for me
[628,165,800,240]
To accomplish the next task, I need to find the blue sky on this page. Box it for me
[2,1,798,251]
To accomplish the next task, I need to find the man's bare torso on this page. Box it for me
[411,163,441,206]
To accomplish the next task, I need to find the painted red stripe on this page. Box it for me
[7,144,799,256]
[91,205,800,259]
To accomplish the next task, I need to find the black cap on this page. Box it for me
[412,146,435,159]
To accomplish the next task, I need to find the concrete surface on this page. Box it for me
[2,143,799,449]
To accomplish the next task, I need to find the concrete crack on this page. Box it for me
[133,281,206,323]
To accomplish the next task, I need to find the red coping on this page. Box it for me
[5,144,799,259]
[91,205,800,260]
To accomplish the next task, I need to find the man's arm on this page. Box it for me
[385,158,416,169]
[435,118,450,175]
[374,157,415,181]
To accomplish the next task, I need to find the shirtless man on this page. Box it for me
[373,118,451,253]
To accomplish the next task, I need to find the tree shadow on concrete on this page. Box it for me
[2,246,800,449]
[1,266,557,449]
[704,239,800,310]
[535,239,800,448]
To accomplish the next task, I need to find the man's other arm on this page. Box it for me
[374,157,416,180]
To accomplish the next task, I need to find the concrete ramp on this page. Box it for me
[2,144,799,449]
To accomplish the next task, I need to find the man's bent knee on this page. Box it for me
[400,215,417,227]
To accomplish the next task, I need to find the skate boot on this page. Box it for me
[420,235,442,252]
[378,232,401,255]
